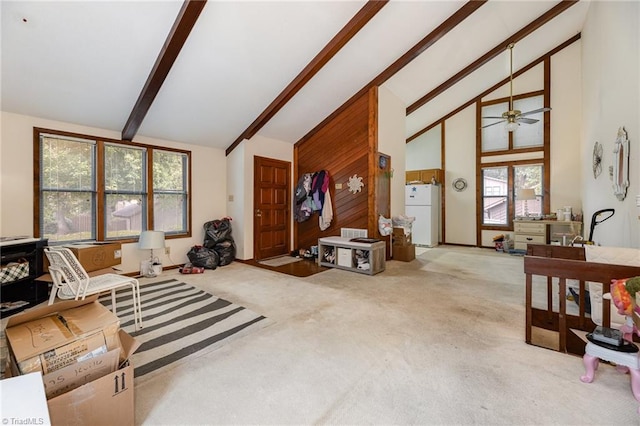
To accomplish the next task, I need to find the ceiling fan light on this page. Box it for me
[505,121,519,132]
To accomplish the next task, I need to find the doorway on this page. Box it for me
[253,156,291,260]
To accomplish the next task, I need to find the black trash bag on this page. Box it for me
[204,218,233,247]
[214,239,236,266]
[187,245,219,269]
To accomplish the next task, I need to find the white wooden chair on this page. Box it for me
[44,247,143,330]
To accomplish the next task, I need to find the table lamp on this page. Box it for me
[138,230,165,277]
[517,188,537,217]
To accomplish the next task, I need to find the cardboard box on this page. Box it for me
[45,242,122,273]
[393,244,415,262]
[392,227,412,246]
[46,330,139,426]
[5,297,122,375]
[5,301,140,426]
[43,348,120,399]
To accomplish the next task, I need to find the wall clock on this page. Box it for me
[452,178,467,192]
[378,155,387,169]
[592,141,602,178]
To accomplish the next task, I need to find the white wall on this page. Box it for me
[378,86,407,217]
[406,125,441,172]
[550,40,583,217]
[581,1,639,248]
[444,105,476,245]
[0,111,226,272]
[226,141,247,259]
[230,135,293,260]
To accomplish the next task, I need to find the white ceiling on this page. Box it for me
[1,1,590,151]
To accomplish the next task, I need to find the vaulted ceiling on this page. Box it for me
[1,1,589,154]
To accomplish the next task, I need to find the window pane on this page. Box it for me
[41,136,94,190]
[153,150,188,234]
[515,165,543,217]
[481,102,509,152]
[513,95,544,148]
[42,191,94,241]
[105,145,145,192]
[483,196,508,225]
[106,195,143,239]
[153,151,186,191]
[41,135,96,243]
[154,194,186,233]
[482,167,508,225]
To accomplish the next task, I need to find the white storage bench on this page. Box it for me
[317,236,385,275]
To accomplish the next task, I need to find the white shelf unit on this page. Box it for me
[317,236,385,275]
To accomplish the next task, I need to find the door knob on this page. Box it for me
[255,209,262,217]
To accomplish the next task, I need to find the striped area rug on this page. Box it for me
[99,278,269,381]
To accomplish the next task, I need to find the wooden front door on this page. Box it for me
[253,156,291,260]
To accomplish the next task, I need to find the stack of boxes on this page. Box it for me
[3,296,139,425]
[392,227,416,262]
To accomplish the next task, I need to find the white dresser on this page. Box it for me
[514,221,547,250]
[513,219,583,250]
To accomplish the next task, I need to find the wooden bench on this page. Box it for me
[524,244,640,355]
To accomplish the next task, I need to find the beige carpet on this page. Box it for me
[135,246,639,425]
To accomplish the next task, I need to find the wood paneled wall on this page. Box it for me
[294,88,378,251]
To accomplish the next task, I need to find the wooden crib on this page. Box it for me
[524,244,640,355]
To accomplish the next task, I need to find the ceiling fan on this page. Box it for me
[482,43,551,131]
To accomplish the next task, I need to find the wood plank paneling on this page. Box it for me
[294,92,372,251]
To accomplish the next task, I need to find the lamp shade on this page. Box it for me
[517,188,537,201]
[138,230,165,250]
[505,121,519,132]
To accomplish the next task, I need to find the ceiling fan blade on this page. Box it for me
[481,120,506,129]
[518,117,539,124]
[520,107,551,117]
[482,116,505,119]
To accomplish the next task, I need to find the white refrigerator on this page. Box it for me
[405,184,440,247]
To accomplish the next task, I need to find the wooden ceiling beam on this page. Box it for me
[406,33,581,143]
[296,0,487,147]
[122,0,207,141]
[225,0,389,156]
[406,0,579,115]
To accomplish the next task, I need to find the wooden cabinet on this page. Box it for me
[406,168,443,184]
[0,238,48,315]
[318,236,385,275]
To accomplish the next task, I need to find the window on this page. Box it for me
[480,92,545,154]
[35,129,191,243]
[513,95,544,149]
[481,164,544,225]
[40,134,96,242]
[482,167,508,225]
[514,164,543,217]
[105,143,146,239]
[152,150,188,235]
[478,91,549,230]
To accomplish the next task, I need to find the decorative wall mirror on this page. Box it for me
[612,127,630,201]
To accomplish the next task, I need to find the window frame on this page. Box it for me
[33,127,192,243]
[479,90,546,156]
[475,87,551,239]
[480,161,545,228]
